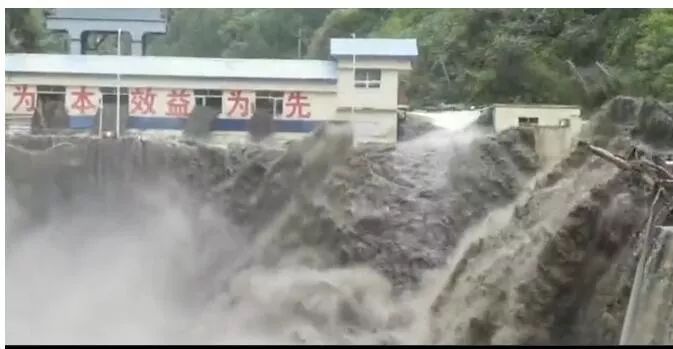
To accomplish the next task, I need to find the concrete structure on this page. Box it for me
[45,8,167,55]
[492,104,582,134]
[489,104,585,166]
[4,38,417,145]
[331,38,417,143]
[620,225,673,345]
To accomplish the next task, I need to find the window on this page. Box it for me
[37,85,66,105]
[250,91,283,140]
[37,86,65,114]
[35,86,67,130]
[82,31,132,55]
[559,118,570,127]
[518,117,539,126]
[354,69,381,89]
[194,90,223,110]
[255,91,284,117]
[101,87,128,105]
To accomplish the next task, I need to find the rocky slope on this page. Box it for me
[5,96,672,344]
[429,96,673,345]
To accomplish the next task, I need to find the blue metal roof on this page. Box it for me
[330,38,418,58]
[5,54,338,81]
[46,8,165,22]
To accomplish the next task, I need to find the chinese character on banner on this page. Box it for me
[5,85,37,115]
[66,86,101,116]
[224,90,255,118]
[165,89,194,117]
[129,88,157,116]
[283,92,311,118]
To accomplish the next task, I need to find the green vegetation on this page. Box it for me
[6,9,49,53]
[6,8,673,106]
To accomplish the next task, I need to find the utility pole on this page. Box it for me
[115,28,121,138]
[351,32,356,118]
[297,27,302,59]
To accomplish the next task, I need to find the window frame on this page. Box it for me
[518,117,539,126]
[194,89,223,109]
[354,69,382,89]
[255,91,284,118]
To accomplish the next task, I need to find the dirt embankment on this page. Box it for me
[6,96,671,345]
[429,96,673,345]
[6,122,539,293]
[6,115,543,344]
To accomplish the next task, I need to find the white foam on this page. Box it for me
[408,110,482,131]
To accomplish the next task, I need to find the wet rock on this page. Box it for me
[397,114,438,141]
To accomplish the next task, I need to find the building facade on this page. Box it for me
[4,38,418,145]
[490,103,586,166]
[491,104,583,134]
[45,8,167,56]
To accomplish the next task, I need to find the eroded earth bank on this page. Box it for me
[5,96,673,344]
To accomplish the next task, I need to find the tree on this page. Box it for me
[146,9,233,57]
[7,8,670,105]
[635,10,673,99]
[5,9,46,53]
[306,9,390,58]
[147,9,330,59]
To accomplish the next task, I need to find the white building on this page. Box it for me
[489,103,586,165]
[4,38,418,145]
[44,8,167,56]
[491,104,583,134]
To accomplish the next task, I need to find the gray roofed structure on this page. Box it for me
[45,8,167,55]
[45,8,167,22]
[329,38,418,58]
[5,54,338,81]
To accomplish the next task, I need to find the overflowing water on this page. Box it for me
[6,101,671,345]
[5,112,498,344]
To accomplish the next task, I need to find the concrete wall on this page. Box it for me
[336,69,399,111]
[531,126,573,166]
[5,85,35,134]
[494,105,584,166]
[6,54,412,145]
[331,56,412,144]
[45,8,166,55]
[621,226,673,345]
[301,91,337,119]
[335,56,410,111]
[210,90,338,141]
[6,74,337,93]
[335,56,413,71]
[493,105,582,134]
[338,110,397,144]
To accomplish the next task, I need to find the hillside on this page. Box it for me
[7,8,672,107]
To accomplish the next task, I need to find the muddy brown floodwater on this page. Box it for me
[5,96,673,345]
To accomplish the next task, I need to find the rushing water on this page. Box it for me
[8,108,667,345]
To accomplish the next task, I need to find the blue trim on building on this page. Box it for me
[128,116,325,133]
[70,116,95,129]
[213,118,323,133]
[273,120,323,133]
[127,117,187,130]
[68,115,330,134]
[212,119,249,131]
